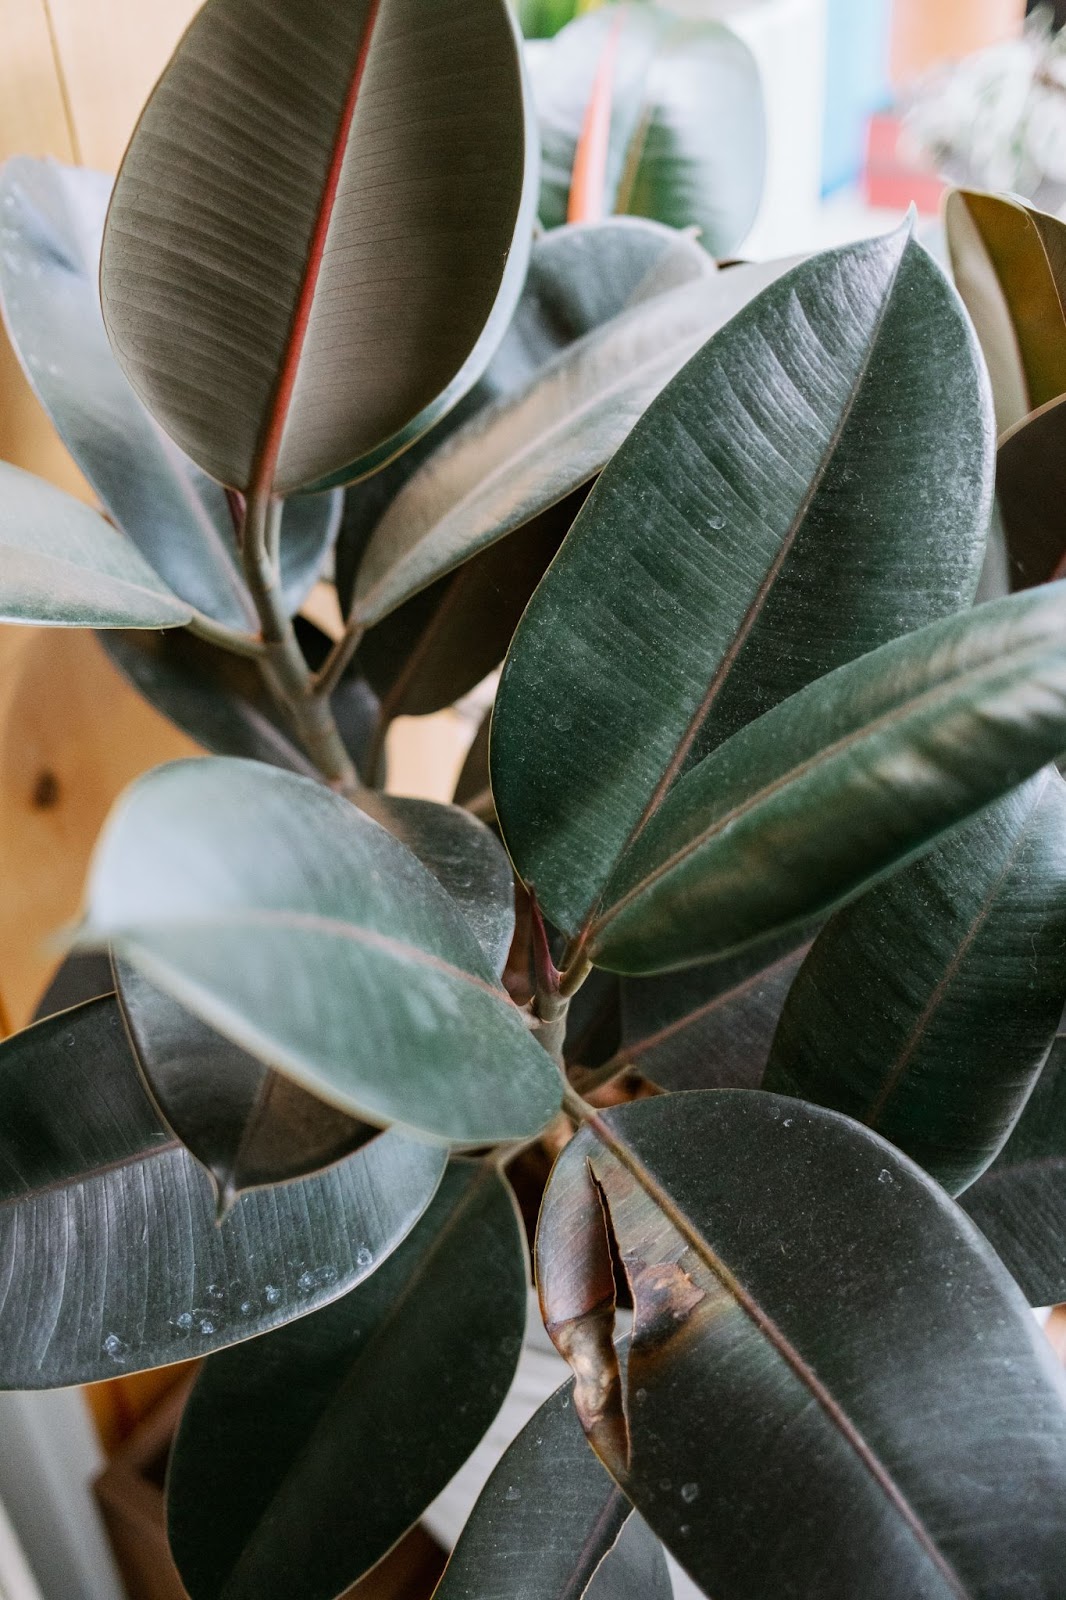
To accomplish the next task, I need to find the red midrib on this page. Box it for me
[251,0,384,496]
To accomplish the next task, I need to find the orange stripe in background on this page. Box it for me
[567,12,623,225]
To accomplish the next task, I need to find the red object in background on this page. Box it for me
[864,112,946,214]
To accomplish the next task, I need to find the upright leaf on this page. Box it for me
[0,999,443,1388]
[434,1380,670,1600]
[351,259,792,626]
[168,1163,527,1600]
[116,961,374,1208]
[588,585,1066,974]
[80,760,559,1143]
[946,188,1066,434]
[493,231,993,940]
[764,772,1066,1194]
[962,1036,1066,1305]
[0,461,192,629]
[100,0,536,494]
[996,394,1066,590]
[619,927,814,1092]
[530,5,765,254]
[538,1092,1066,1598]
[0,158,338,627]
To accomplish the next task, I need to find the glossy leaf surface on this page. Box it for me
[963,1036,1066,1305]
[168,1163,527,1600]
[0,460,192,629]
[538,1092,1066,1598]
[590,584,1066,973]
[81,760,559,1143]
[530,5,764,253]
[0,158,338,627]
[0,999,443,1388]
[494,231,993,939]
[435,1380,670,1600]
[101,0,534,494]
[116,960,374,1208]
[946,188,1066,433]
[351,257,793,626]
[996,394,1066,590]
[619,927,814,1091]
[764,772,1066,1195]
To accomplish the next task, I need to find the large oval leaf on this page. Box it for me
[764,771,1066,1195]
[996,393,1066,590]
[0,157,339,628]
[168,1162,527,1600]
[537,1092,1066,1598]
[530,5,764,253]
[100,0,535,495]
[618,926,815,1093]
[351,258,793,625]
[115,960,374,1208]
[434,1379,670,1600]
[80,759,559,1143]
[588,583,1066,974]
[0,461,192,630]
[335,214,714,618]
[962,1035,1066,1306]
[0,998,443,1388]
[492,229,993,940]
[945,188,1066,435]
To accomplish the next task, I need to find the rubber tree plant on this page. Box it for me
[2,2,1066,1598]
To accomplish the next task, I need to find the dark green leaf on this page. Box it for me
[336,214,715,617]
[0,998,444,1388]
[0,461,192,629]
[996,394,1066,590]
[564,966,622,1073]
[351,258,793,626]
[946,188,1066,434]
[619,926,815,1092]
[538,1092,1066,1598]
[0,158,338,627]
[360,793,516,976]
[434,1379,670,1600]
[115,960,374,1208]
[589,584,1066,974]
[168,1162,527,1600]
[764,772,1066,1195]
[100,0,535,494]
[454,710,492,810]
[493,230,993,941]
[81,759,559,1143]
[962,1036,1066,1305]
[530,5,764,254]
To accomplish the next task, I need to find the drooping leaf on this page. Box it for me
[454,710,493,810]
[564,965,622,1073]
[116,960,374,1208]
[764,772,1066,1195]
[101,620,379,777]
[492,230,994,941]
[167,1163,527,1600]
[618,926,815,1092]
[945,188,1066,434]
[351,258,794,626]
[100,0,536,495]
[996,394,1066,590]
[962,1035,1066,1305]
[587,584,1066,974]
[80,759,559,1143]
[537,1091,1066,1597]
[0,157,339,627]
[359,792,517,976]
[434,1379,670,1600]
[530,5,764,253]
[0,461,192,630]
[0,998,444,1388]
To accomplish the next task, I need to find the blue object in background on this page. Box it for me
[822,0,893,194]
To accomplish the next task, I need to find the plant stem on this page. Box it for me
[186,612,267,661]
[241,489,364,797]
[313,617,366,700]
[560,1080,596,1124]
